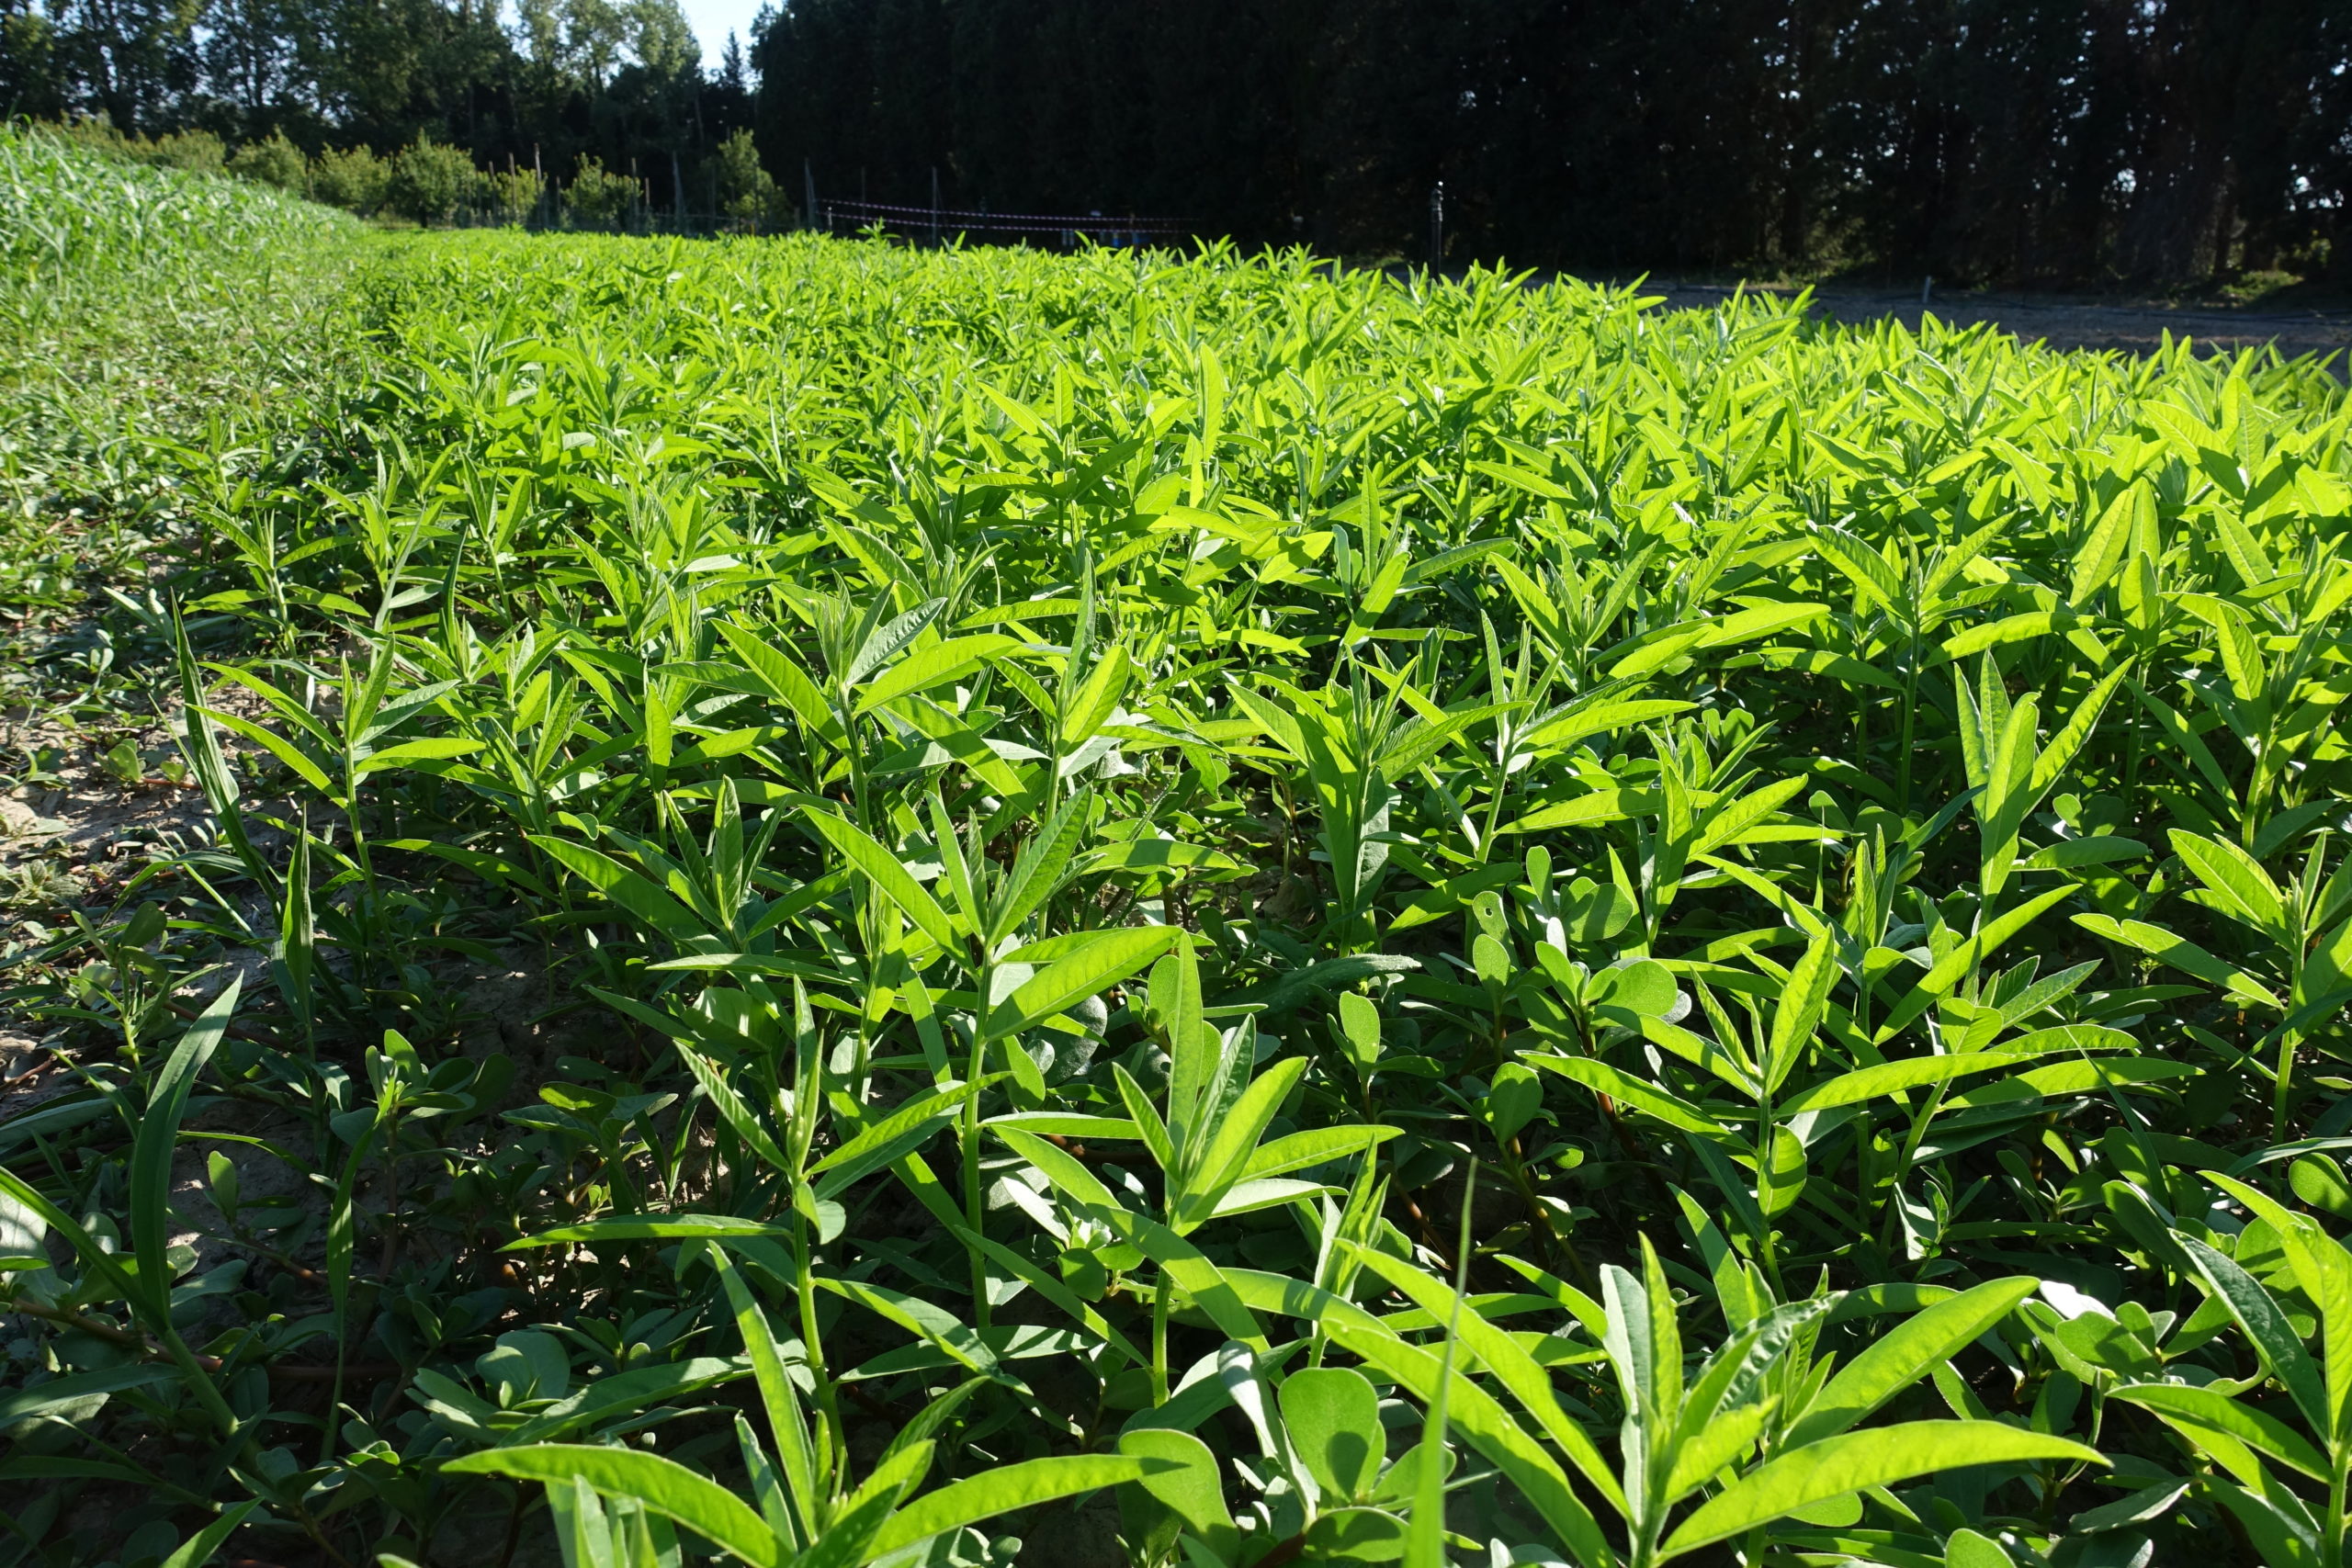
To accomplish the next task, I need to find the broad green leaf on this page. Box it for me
[1282,1367,1385,1501]
[1116,1427,1239,1562]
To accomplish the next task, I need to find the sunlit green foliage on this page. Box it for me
[6,128,2352,1568]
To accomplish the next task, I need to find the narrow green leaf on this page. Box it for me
[983,926,1175,1042]
[0,1364,175,1432]
[2181,1234,2328,1433]
[1659,1423,2102,1558]
[531,836,703,942]
[798,809,963,953]
[444,1444,786,1568]
[1524,1054,1727,1139]
[2109,1382,2327,1481]
[1776,1055,2022,1117]
[157,1502,260,1568]
[1326,1323,1618,1567]
[132,978,242,1316]
[1783,1278,2038,1446]
[869,1455,1152,1556]
[1344,1243,1629,1517]
[855,634,1021,712]
[505,1215,797,1248]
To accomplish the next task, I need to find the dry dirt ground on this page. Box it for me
[1649,280,2352,365]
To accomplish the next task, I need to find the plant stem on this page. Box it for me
[1152,1270,1171,1405]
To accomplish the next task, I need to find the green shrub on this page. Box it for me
[226,132,308,191]
[562,154,638,231]
[711,128,792,233]
[308,143,389,214]
[479,166,546,227]
[386,133,479,225]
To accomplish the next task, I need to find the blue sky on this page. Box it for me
[680,0,763,68]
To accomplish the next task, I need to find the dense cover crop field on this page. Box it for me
[7,130,2352,1568]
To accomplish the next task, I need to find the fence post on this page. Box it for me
[806,160,819,231]
[1429,182,1444,271]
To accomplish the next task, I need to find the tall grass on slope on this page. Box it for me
[0,128,363,738]
[0,123,350,285]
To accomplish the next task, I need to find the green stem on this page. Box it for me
[2277,1028,2301,1144]
[794,1210,847,1488]
[1897,622,1919,817]
[159,1322,241,1438]
[966,1016,991,1330]
[1152,1271,1171,1405]
[2325,1444,2347,1568]
[1878,1079,1952,1255]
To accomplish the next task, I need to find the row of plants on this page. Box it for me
[4,130,2352,1568]
[46,120,795,232]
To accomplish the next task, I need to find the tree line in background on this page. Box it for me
[7,0,2352,282]
[0,0,788,222]
[758,0,2352,286]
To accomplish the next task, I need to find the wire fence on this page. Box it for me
[436,199,790,237]
[428,194,1186,249]
[818,197,1189,248]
